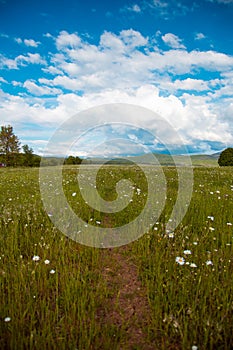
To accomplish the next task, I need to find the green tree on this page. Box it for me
[218,148,233,166]
[0,125,20,166]
[22,144,34,166]
[64,156,82,165]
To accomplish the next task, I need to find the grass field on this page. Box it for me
[0,165,232,349]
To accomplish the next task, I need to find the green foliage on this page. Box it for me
[22,144,34,167]
[64,155,82,165]
[0,125,41,167]
[0,125,20,166]
[218,148,233,166]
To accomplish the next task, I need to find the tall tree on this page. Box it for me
[0,125,20,166]
[22,144,34,166]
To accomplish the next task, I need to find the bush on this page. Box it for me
[218,147,233,166]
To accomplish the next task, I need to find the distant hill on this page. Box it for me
[189,154,218,167]
[78,153,219,167]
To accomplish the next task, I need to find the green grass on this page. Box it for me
[0,165,232,349]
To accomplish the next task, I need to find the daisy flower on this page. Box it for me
[176,257,185,265]
[32,255,40,262]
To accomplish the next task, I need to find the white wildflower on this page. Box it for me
[190,263,197,268]
[175,257,185,265]
[206,260,213,266]
[32,255,40,262]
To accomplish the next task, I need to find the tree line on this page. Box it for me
[0,125,82,167]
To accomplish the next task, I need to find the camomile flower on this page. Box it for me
[175,257,185,265]
[50,269,56,274]
[184,250,192,255]
[4,317,11,322]
[44,259,50,265]
[32,255,40,262]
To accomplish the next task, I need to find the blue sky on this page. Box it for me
[0,0,233,156]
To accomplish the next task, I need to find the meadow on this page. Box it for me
[0,165,232,349]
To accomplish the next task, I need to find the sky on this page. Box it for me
[0,0,233,157]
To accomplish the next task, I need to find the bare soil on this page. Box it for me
[96,246,157,350]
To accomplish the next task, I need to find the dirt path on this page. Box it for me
[97,246,157,350]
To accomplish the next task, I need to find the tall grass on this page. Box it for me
[0,166,232,349]
[133,167,233,349]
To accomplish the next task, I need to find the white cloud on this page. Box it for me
[1,83,232,155]
[42,65,63,75]
[152,0,168,8]
[16,53,46,66]
[15,37,23,44]
[43,33,53,38]
[126,4,141,12]
[100,31,125,52]
[1,29,233,154]
[12,80,23,87]
[15,37,40,47]
[0,77,7,83]
[120,29,148,47]
[23,80,62,96]
[39,76,82,91]
[24,39,40,47]
[164,78,211,92]
[0,53,46,69]
[195,32,206,40]
[162,33,186,49]
[0,55,18,69]
[56,31,81,50]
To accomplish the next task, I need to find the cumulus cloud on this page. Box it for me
[23,80,62,96]
[16,53,46,66]
[1,83,232,155]
[162,33,186,49]
[1,29,233,154]
[56,31,81,50]
[24,39,40,47]
[0,52,46,69]
[15,37,40,47]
